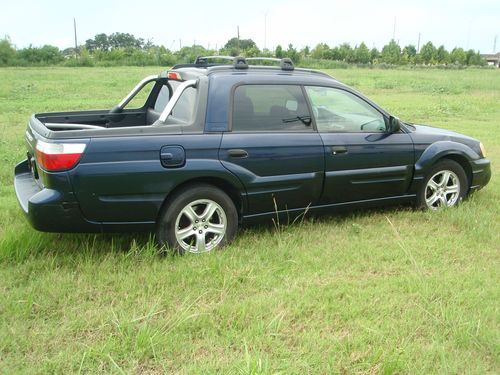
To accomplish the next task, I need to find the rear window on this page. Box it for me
[169,81,197,123]
[232,85,313,132]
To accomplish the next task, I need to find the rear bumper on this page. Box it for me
[469,158,491,192]
[14,160,100,233]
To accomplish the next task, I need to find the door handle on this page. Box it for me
[331,146,347,155]
[227,149,248,158]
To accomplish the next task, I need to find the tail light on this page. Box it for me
[167,71,182,81]
[35,140,86,172]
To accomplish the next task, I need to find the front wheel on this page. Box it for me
[417,159,468,210]
[156,184,238,254]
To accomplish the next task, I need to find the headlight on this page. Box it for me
[479,142,487,158]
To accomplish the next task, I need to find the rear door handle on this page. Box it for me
[331,146,347,155]
[227,149,248,158]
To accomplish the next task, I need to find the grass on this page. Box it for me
[0,66,499,374]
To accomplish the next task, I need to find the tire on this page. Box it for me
[416,159,468,210]
[156,184,238,254]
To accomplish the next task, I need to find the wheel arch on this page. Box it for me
[415,141,478,174]
[156,176,245,224]
[436,154,473,189]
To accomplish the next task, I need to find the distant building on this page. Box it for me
[481,53,500,67]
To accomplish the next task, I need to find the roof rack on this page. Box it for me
[172,56,294,71]
[246,57,294,71]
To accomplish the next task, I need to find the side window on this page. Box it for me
[171,87,196,123]
[154,85,170,112]
[161,80,197,123]
[232,85,313,132]
[305,86,386,133]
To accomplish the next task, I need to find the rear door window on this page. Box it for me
[232,85,313,132]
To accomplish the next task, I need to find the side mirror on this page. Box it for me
[388,116,401,133]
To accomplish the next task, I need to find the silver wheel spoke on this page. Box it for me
[195,233,206,253]
[182,205,198,224]
[440,171,451,187]
[445,184,459,194]
[427,179,439,191]
[202,202,218,221]
[206,223,225,235]
[439,195,448,207]
[177,227,193,240]
[426,193,440,207]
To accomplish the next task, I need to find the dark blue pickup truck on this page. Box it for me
[14,56,491,253]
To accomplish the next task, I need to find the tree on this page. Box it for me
[108,32,144,49]
[275,45,284,58]
[403,44,417,57]
[244,46,261,57]
[420,41,437,64]
[467,50,486,66]
[286,43,300,63]
[18,45,63,64]
[311,43,330,59]
[436,45,449,64]
[301,46,310,58]
[354,42,370,64]
[0,38,16,65]
[450,47,466,65]
[94,33,110,51]
[370,47,379,63]
[337,43,353,61]
[223,37,256,55]
[175,45,209,64]
[381,39,401,64]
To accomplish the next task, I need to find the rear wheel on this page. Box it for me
[156,184,238,254]
[417,159,468,210]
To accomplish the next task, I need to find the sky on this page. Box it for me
[1,0,499,53]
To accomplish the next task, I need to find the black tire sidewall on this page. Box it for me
[417,159,468,209]
[156,184,238,253]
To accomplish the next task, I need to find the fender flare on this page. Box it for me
[414,141,480,178]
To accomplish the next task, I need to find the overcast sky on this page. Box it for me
[1,0,499,53]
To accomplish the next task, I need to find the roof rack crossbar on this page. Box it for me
[244,57,294,71]
[194,55,235,65]
[172,56,295,71]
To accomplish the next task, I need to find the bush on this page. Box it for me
[0,38,17,66]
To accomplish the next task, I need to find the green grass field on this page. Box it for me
[0,67,499,374]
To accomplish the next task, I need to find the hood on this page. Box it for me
[405,123,481,151]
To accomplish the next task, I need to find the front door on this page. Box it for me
[219,84,324,215]
[305,86,414,204]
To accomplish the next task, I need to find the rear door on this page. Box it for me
[305,86,414,204]
[219,84,324,215]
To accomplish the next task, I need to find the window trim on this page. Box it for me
[304,85,390,134]
[229,82,316,133]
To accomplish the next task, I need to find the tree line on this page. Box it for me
[0,33,487,68]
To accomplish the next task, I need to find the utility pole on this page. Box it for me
[179,39,182,50]
[494,35,497,53]
[264,12,267,51]
[237,26,240,54]
[73,18,78,57]
[392,16,396,40]
[417,32,421,52]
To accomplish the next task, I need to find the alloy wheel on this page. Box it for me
[174,199,227,253]
[425,169,461,210]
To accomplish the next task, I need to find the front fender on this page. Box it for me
[414,141,480,177]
